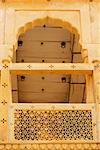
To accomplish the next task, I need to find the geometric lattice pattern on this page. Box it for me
[14,109,93,141]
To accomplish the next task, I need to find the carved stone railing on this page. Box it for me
[8,104,97,143]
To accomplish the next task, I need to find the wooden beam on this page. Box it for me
[9,63,94,75]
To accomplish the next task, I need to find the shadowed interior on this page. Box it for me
[12,24,86,103]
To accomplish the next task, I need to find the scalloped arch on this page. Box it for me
[14,16,88,62]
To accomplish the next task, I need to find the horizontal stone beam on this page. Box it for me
[6,63,94,75]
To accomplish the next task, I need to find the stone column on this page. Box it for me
[93,60,100,141]
[81,48,95,103]
[86,74,94,103]
[0,45,13,142]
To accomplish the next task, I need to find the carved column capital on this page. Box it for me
[81,49,88,63]
[92,60,100,70]
[0,44,13,64]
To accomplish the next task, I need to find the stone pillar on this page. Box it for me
[81,48,95,103]
[86,74,94,103]
[93,61,100,141]
[0,45,13,142]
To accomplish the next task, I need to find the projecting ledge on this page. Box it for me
[9,63,94,75]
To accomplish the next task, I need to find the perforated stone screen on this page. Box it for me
[14,109,93,141]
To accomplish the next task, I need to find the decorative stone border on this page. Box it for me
[0,143,100,150]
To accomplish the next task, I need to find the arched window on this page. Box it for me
[12,20,87,103]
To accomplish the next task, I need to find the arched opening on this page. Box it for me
[12,17,86,103]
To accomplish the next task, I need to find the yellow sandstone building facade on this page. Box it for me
[0,0,100,149]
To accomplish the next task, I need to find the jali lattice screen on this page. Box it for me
[14,109,93,141]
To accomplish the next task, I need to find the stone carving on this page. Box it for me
[0,143,100,150]
[14,109,93,141]
[94,64,100,71]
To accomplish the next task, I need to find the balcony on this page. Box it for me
[0,63,100,149]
